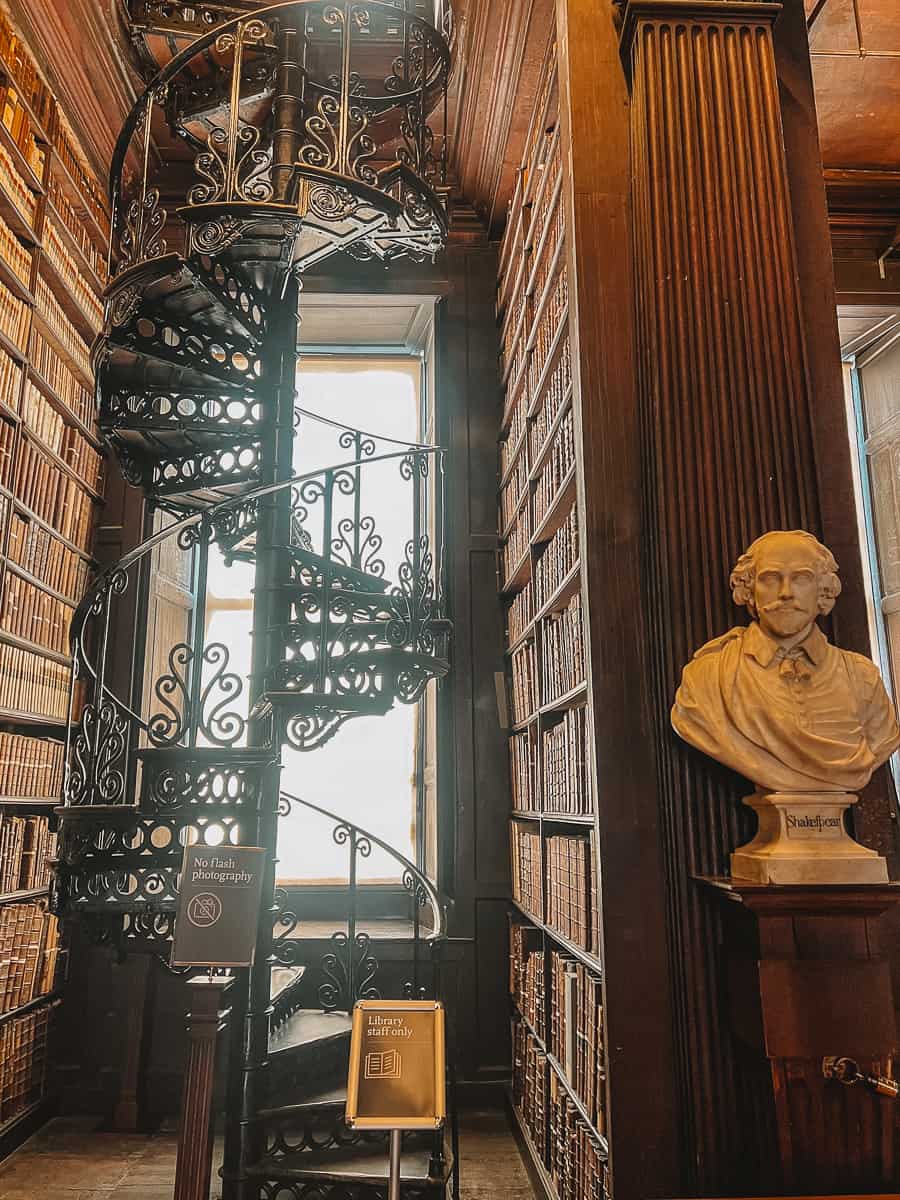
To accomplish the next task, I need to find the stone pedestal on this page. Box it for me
[731,792,888,884]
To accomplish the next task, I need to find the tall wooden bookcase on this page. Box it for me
[498,34,610,1200]
[0,11,107,1157]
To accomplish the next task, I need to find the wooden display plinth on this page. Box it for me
[700,878,900,1194]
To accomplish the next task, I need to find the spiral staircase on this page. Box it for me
[52,4,455,1197]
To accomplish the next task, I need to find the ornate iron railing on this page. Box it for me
[64,447,446,809]
[109,0,451,276]
[273,791,445,1012]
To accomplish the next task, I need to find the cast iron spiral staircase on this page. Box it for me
[52,3,454,1197]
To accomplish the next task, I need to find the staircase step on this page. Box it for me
[268,1008,353,1060]
[247,1144,447,1186]
[259,1084,348,1118]
[271,965,305,1006]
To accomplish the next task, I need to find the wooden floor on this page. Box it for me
[0,1109,536,1199]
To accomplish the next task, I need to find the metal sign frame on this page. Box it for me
[345,999,446,1131]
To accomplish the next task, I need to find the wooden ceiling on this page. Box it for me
[7,0,898,261]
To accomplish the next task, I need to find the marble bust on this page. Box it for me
[671,530,899,884]
[671,530,900,794]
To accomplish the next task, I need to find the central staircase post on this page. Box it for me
[222,271,300,1200]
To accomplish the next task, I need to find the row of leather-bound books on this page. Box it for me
[1,569,73,656]
[541,592,585,703]
[511,1017,549,1161]
[42,217,103,331]
[0,903,61,1013]
[12,435,95,550]
[0,275,28,354]
[29,328,95,432]
[549,951,606,1134]
[8,507,91,601]
[510,920,545,1037]
[0,733,64,797]
[46,177,105,282]
[533,404,574,529]
[0,213,30,289]
[545,832,600,957]
[0,1002,52,1126]
[21,378,102,491]
[509,704,592,816]
[0,136,37,229]
[548,1073,609,1200]
[534,506,577,609]
[0,640,79,721]
[0,8,110,238]
[0,814,55,893]
[34,277,91,380]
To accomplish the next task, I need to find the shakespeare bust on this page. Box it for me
[671,530,900,883]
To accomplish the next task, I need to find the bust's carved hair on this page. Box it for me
[730,530,841,617]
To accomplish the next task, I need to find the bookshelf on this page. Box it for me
[497,33,610,1200]
[0,8,106,1154]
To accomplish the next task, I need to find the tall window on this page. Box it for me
[202,355,434,884]
[843,308,900,795]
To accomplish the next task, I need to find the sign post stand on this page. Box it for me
[388,1128,402,1200]
[346,999,447,1194]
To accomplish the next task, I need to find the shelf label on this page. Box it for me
[170,844,265,968]
[346,999,446,1130]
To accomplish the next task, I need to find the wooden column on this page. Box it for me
[617,0,900,1191]
[174,976,233,1200]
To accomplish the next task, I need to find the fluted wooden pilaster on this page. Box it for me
[174,977,233,1200]
[621,0,897,1191]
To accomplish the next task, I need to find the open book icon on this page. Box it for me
[364,1049,402,1079]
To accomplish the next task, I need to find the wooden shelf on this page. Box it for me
[524,127,562,245]
[529,389,573,483]
[501,358,530,433]
[30,310,91,391]
[531,466,576,546]
[547,1053,609,1156]
[0,708,66,729]
[0,628,72,668]
[0,886,49,907]
[21,426,103,502]
[505,623,536,658]
[0,795,60,807]
[501,546,532,596]
[525,179,563,304]
[540,811,595,826]
[4,556,79,609]
[511,711,540,735]
[510,809,543,822]
[45,201,105,296]
[512,896,603,975]
[0,121,43,197]
[0,179,38,247]
[500,486,529,542]
[527,309,569,420]
[38,252,101,346]
[0,249,33,307]
[0,322,28,367]
[526,245,565,357]
[27,364,101,449]
[540,681,588,716]
[49,153,108,253]
[499,425,529,491]
[535,560,581,622]
[10,492,97,564]
[0,989,60,1028]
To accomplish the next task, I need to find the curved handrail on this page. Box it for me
[279,788,445,940]
[71,444,443,729]
[293,404,436,452]
[109,0,452,203]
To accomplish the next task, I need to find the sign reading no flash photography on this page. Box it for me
[171,844,265,968]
